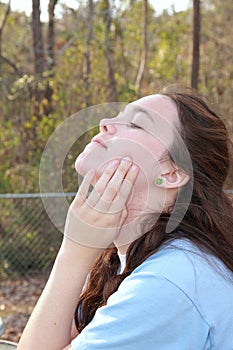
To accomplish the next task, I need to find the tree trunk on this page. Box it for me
[135,0,148,95]
[84,0,94,106]
[103,0,117,102]
[0,0,11,57]
[0,0,11,76]
[47,0,58,71]
[32,0,45,76]
[191,0,200,90]
[44,0,58,114]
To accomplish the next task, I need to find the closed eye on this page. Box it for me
[129,122,143,129]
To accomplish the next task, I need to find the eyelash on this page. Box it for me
[129,122,142,129]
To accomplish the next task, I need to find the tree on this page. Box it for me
[32,0,45,76]
[191,0,200,90]
[0,0,232,194]
[200,0,233,133]
[84,0,94,106]
[135,0,148,95]
[0,0,19,76]
[47,0,59,71]
[45,0,59,113]
[102,0,117,101]
[31,0,59,114]
[0,0,10,58]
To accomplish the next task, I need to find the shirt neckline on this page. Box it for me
[118,251,126,274]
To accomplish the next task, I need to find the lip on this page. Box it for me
[91,136,108,149]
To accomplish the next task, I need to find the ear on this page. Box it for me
[156,168,190,189]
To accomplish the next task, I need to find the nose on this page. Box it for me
[99,118,116,134]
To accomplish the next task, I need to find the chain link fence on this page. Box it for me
[0,193,76,279]
[0,191,233,279]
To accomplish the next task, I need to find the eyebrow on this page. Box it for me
[121,104,155,125]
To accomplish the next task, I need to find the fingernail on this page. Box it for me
[123,156,131,162]
[108,160,119,169]
[130,164,139,172]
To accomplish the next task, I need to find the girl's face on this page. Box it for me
[75,94,180,196]
[75,94,183,248]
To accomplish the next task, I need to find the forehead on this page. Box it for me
[131,94,180,127]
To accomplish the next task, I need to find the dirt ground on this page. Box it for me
[0,275,47,343]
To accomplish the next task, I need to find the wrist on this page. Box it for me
[58,236,103,265]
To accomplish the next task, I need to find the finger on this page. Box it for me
[96,159,120,192]
[118,207,128,227]
[85,160,120,208]
[109,164,139,213]
[73,169,96,207]
[94,157,133,211]
[109,179,133,214]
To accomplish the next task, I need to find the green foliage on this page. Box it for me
[200,0,233,131]
[0,0,232,277]
[148,11,190,85]
[0,0,232,195]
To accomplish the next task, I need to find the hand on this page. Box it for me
[64,157,139,249]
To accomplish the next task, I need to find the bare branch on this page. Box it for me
[0,54,22,75]
[0,0,11,34]
[0,0,11,57]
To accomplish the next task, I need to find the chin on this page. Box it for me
[75,152,88,176]
[74,152,103,184]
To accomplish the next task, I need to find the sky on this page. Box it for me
[1,0,191,21]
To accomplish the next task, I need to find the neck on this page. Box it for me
[114,189,162,254]
[116,243,129,255]
[113,211,145,254]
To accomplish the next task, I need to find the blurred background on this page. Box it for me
[0,0,232,342]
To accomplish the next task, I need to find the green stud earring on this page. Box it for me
[155,178,163,185]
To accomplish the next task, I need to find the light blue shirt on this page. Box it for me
[71,239,233,349]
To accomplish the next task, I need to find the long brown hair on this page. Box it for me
[74,86,233,333]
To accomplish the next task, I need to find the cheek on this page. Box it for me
[122,129,167,160]
[109,138,163,190]
[74,137,164,183]
[133,158,162,194]
[140,136,167,160]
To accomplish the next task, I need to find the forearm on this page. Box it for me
[18,160,138,350]
[18,239,102,350]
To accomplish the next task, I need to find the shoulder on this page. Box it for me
[111,240,207,323]
[132,238,232,286]
[71,240,233,349]
[130,239,233,294]
[125,239,233,330]
[72,242,211,349]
